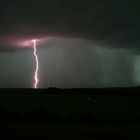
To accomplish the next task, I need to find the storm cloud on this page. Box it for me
[0,0,139,88]
[0,0,139,50]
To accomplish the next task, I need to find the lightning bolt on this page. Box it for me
[32,39,39,89]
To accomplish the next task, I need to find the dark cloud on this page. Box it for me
[0,0,139,88]
[0,0,139,52]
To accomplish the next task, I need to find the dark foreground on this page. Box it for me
[0,87,140,139]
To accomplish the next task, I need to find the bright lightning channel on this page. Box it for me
[32,39,39,89]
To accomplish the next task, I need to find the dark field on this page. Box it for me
[0,88,140,139]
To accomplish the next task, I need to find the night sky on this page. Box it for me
[0,0,140,88]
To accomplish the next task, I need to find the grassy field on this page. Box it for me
[1,122,140,140]
[0,88,140,139]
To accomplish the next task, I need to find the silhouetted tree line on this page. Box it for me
[1,87,140,95]
[43,87,140,95]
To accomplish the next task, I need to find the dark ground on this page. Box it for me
[0,87,140,139]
